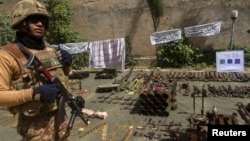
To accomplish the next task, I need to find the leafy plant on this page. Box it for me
[42,0,88,69]
[146,0,164,66]
[157,38,204,68]
[71,51,89,70]
[43,0,83,44]
[125,36,137,66]
[146,0,164,32]
[232,44,250,66]
[0,11,15,46]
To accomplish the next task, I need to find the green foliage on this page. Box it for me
[125,36,137,66]
[0,11,15,46]
[146,0,164,31]
[71,51,89,70]
[43,0,83,44]
[232,44,250,66]
[1,0,87,69]
[157,38,204,68]
[43,0,88,69]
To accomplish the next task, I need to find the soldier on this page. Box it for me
[0,0,72,140]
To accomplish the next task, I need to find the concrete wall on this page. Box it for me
[1,0,250,58]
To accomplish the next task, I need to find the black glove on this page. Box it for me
[33,84,59,103]
[57,49,72,66]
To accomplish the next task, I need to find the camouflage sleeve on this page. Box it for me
[0,49,33,107]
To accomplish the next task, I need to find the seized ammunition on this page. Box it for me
[163,103,172,117]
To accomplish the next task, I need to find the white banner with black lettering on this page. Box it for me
[150,29,182,45]
[184,21,222,37]
[53,42,89,54]
[216,50,244,72]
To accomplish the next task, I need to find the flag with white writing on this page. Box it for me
[150,29,182,45]
[184,21,222,37]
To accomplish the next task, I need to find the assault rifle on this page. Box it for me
[17,43,89,131]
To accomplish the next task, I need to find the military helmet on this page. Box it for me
[11,0,50,29]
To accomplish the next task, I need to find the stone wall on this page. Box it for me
[1,0,250,58]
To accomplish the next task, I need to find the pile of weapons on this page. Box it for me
[133,118,189,141]
[166,71,250,82]
[182,83,250,98]
[235,102,250,124]
[124,73,145,95]
[207,84,250,98]
[136,70,177,117]
[68,71,89,79]
[95,67,143,93]
[112,69,178,116]
[95,68,117,79]
[113,67,134,91]
[206,110,239,125]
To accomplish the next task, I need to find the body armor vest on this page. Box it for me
[2,43,69,116]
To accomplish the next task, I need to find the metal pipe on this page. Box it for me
[229,10,238,50]
[229,19,236,50]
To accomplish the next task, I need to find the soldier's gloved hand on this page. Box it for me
[56,49,72,66]
[33,84,59,103]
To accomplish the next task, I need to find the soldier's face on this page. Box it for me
[26,15,48,39]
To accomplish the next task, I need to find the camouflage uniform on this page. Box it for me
[0,0,71,140]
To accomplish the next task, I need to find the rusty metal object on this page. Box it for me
[183,83,190,96]
[96,84,121,93]
[114,67,133,91]
[187,128,207,141]
[69,71,89,79]
[208,71,214,81]
[217,114,225,125]
[217,72,225,81]
[235,102,250,124]
[192,85,201,97]
[185,72,193,80]
[126,77,144,95]
[137,78,177,117]
[115,67,133,83]
[95,68,117,79]
[175,72,181,80]
[246,103,250,112]
[206,109,240,125]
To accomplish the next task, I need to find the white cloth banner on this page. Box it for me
[150,29,182,45]
[88,38,125,72]
[53,42,89,54]
[216,50,244,72]
[184,21,222,37]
